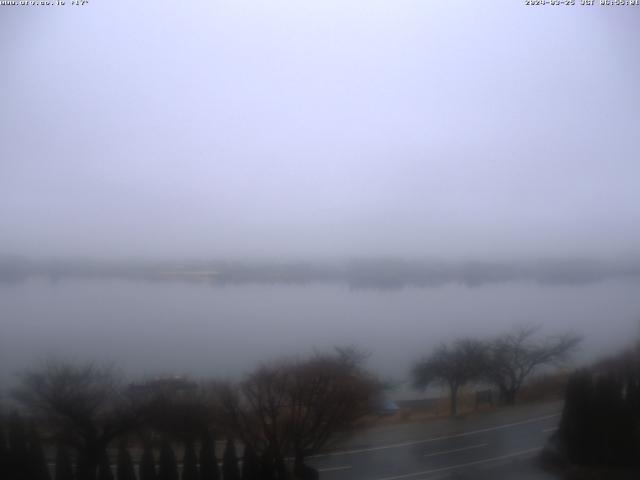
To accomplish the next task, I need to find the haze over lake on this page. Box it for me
[2,272,639,398]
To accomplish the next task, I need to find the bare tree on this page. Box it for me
[288,351,378,461]
[13,359,145,480]
[484,325,581,404]
[221,348,380,474]
[412,339,487,416]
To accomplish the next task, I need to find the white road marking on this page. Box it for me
[542,427,557,433]
[318,465,353,472]
[375,446,543,480]
[423,443,488,458]
[309,413,559,458]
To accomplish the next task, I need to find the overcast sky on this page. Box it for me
[1,1,639,260]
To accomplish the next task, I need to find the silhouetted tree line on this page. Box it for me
[1,348,379,480]
[412,325,581,415]
[554,343,640,468]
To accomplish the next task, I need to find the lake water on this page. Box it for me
[2,278,640,398]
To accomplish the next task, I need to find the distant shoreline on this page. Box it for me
[2,256,640,289]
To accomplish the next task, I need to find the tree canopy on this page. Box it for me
[412,339,487,415]
[484,326,581,404]
[221,347,380,470]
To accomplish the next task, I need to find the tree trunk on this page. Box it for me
[500,388,517,405]
[76,449,99,480]
[293,453,318,480]
[450,384,459,416]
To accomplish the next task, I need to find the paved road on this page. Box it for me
[308,401,562,480]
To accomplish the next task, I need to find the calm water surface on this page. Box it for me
[2,279,639,397]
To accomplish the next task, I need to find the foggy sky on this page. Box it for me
[1,1,639,260]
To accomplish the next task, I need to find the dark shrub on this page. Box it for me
[222,440,239,480]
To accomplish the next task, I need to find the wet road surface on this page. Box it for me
[308,401,562,480]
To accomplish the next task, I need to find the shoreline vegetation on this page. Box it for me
[1,325,580,479]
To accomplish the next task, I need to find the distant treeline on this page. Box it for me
[2,256,640,289]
